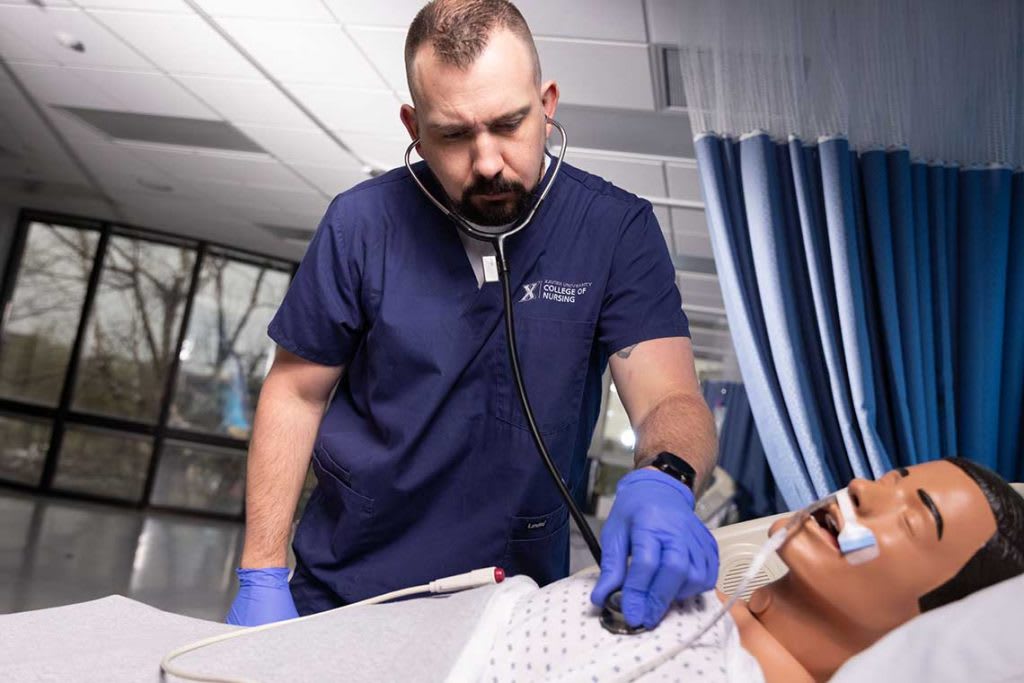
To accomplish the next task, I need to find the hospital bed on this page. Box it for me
[2,483,1022,682]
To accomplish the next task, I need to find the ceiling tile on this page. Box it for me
[0,22,61,64]
[516,0,646,42]
[565,150,666,197]
[77,0,189,10]
[119,143,303,188]
[214,18,386,88]
[88,10,261,78]
[321,1,423,27]
[68,141,199,197]
[78,69,216,118]
[536,38,655,110]
[235,124,363,169]
[343,131,413,172]
[9,61,119,111]
[0,5,153,70]
[177,76,312,128]
[194,0,335,22]
[286,83,404,135]
[288,163,370,197]
[343,25,407,94]
[195,179,324,215]
[12,62,215,118]
[666,162,703,202]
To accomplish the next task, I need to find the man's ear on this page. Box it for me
[400,104,420,143]
[540,80,560,137]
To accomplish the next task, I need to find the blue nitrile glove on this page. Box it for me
[590,469,719,629]
[226,567,300,626]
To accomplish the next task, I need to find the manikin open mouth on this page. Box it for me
[811,507,842,548]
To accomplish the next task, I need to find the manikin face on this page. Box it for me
[771,460,997,630]
[400,29,559,226]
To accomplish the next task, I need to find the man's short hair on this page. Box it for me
[404,0,541,100]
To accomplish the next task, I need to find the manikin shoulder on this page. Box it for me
[717,589,814,683]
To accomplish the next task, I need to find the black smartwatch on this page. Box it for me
[637,451,697,491]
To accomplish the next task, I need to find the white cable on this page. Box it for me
[160,567,504,683]
[613,495,836,683]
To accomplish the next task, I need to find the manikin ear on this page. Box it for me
[539,79,560,138]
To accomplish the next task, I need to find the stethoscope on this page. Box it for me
[403,115,652,633]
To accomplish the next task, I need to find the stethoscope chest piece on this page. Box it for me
[600,590,647,636]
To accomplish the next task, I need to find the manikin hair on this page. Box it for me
[918,457,1024,611]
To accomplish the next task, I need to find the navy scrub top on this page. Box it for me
[269,158,690,610]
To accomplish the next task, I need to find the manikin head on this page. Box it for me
[400,0,559,226]
[753,458,1024,680]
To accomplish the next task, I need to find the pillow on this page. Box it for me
[830,572,1024,682]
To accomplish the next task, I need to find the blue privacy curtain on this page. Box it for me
[695,135,1023,506]
[677,0,1024,507]
[703,381,785,519]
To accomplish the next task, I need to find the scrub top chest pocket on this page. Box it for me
[495,314,595,435]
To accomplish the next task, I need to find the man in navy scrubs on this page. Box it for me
[227,0,719,633]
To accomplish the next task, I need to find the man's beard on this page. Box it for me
[455,161,545,226]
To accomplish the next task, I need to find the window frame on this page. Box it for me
[0,208,296,522]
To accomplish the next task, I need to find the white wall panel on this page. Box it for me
[666,162,703,202]
[535,38,655,110]
[565,149,666,196]
[517,0,647,42]
[645,0,684,46]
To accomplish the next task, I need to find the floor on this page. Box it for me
[0,488,600,622]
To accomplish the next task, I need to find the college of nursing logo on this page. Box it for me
[520,279,593,305]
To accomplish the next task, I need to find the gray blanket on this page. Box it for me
[1,583,509,682]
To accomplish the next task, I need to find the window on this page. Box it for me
[0,211,296,519]
[72,235,196,423]
[52,425,153,502]
[0,413,52,486]
[170,253,290,439]
[0,223,99,406]
[150,440,246,515]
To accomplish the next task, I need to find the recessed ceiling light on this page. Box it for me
[55,31,85,53]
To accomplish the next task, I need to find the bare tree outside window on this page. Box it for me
[0,223,99,406]
[170,254,290,440]
[72,235,196,423]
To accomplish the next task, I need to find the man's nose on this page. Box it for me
[471,132,504,179]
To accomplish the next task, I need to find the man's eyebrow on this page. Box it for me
[489,105,531,124]
[917,488,944,540]
[428,105,532,132]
